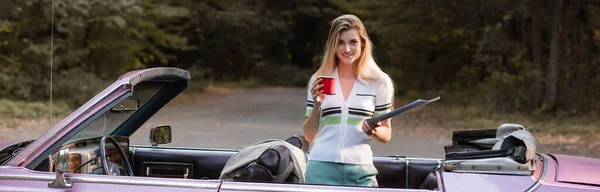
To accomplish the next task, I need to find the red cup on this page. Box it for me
[319,76,335,95]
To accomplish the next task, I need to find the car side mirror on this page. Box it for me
[150,125,171,146]
[48,148,72,188]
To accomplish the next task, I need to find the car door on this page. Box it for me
[218,181,434,192]
[0,166,220,192]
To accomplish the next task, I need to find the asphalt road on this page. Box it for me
[130,88,447,159]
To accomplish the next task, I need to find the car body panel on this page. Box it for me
[536,184,600,192]
[551,154,600,186]
[0,166,219,192]
[0,141,18,150]
[438,154,545,192]
[534,154,600,192]
[218,181,431,192]
[440,169,536,192]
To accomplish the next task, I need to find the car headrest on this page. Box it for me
[236,144,294,182]
[257,145,293,178]
[285,135,309,153]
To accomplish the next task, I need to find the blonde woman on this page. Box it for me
[302,14,395,187]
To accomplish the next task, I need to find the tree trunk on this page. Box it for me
[526,0,545,109]
[545,0,564,111]
[529,6,543,73]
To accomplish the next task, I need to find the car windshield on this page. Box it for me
[68,81,166,141]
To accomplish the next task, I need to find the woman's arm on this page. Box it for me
[370,75,395,143]
[303,78,323,143]
[303,104,320,143]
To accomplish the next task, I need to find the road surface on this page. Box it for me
[130,88,447,158]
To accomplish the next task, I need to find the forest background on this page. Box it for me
[1,0,599,157]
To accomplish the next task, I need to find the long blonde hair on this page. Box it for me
[315,14,384,81]
[314,14,394,103]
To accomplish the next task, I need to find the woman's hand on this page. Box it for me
[311,78,326,105]
[362,120,381,136]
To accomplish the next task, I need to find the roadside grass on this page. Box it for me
[0,99,72,141]
[398,99,600,136]
[0,99,71,128]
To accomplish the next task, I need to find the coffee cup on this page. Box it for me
[319,76,335,95]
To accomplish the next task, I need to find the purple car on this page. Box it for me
[0,67,598,192]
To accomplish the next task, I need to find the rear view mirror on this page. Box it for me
[111,98,139,113]
[150,125,171,146]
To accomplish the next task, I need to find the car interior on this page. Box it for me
[32,131,439,190]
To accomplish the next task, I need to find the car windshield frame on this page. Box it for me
[67,81,168,142]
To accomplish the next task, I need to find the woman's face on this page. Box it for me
[336,29,362,66]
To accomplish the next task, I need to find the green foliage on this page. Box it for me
[1,0,193,104]
[2,0,600,116]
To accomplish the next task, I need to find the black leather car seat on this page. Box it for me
[419,172,438,190]
[374,157,439,189]
[408,159,440,189]
[285,135,310,153]
[236,144,294,182]
[236,135,309,182]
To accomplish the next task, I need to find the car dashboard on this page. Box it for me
[49,136,129,175]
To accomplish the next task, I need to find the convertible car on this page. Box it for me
[0,67,599,192]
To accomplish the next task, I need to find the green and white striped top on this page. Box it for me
[305,68,394,165]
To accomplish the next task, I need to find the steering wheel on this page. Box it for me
[99,136,133,176]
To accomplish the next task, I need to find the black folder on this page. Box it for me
[365,96,440,128]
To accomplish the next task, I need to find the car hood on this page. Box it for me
[550,154,600,186]
[0,141,19,150]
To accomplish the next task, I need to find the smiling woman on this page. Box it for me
[302,14,396,187]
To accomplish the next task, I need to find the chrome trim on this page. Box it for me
[405,157,444,161]
[68,177,217,189]
[127,68,190,86]
[0,173,218,189]
[48,148,72,188]
[526,155,548,192]
[394,155,401,162]
[145,166,190,179]
[48,169,72,188]
[405,158,410,187]
[185,168,189,179]
[130,147,136,172]
[130,145,239,152]
[451,170,532,176]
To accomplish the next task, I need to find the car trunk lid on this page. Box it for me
[551,154,600,186]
